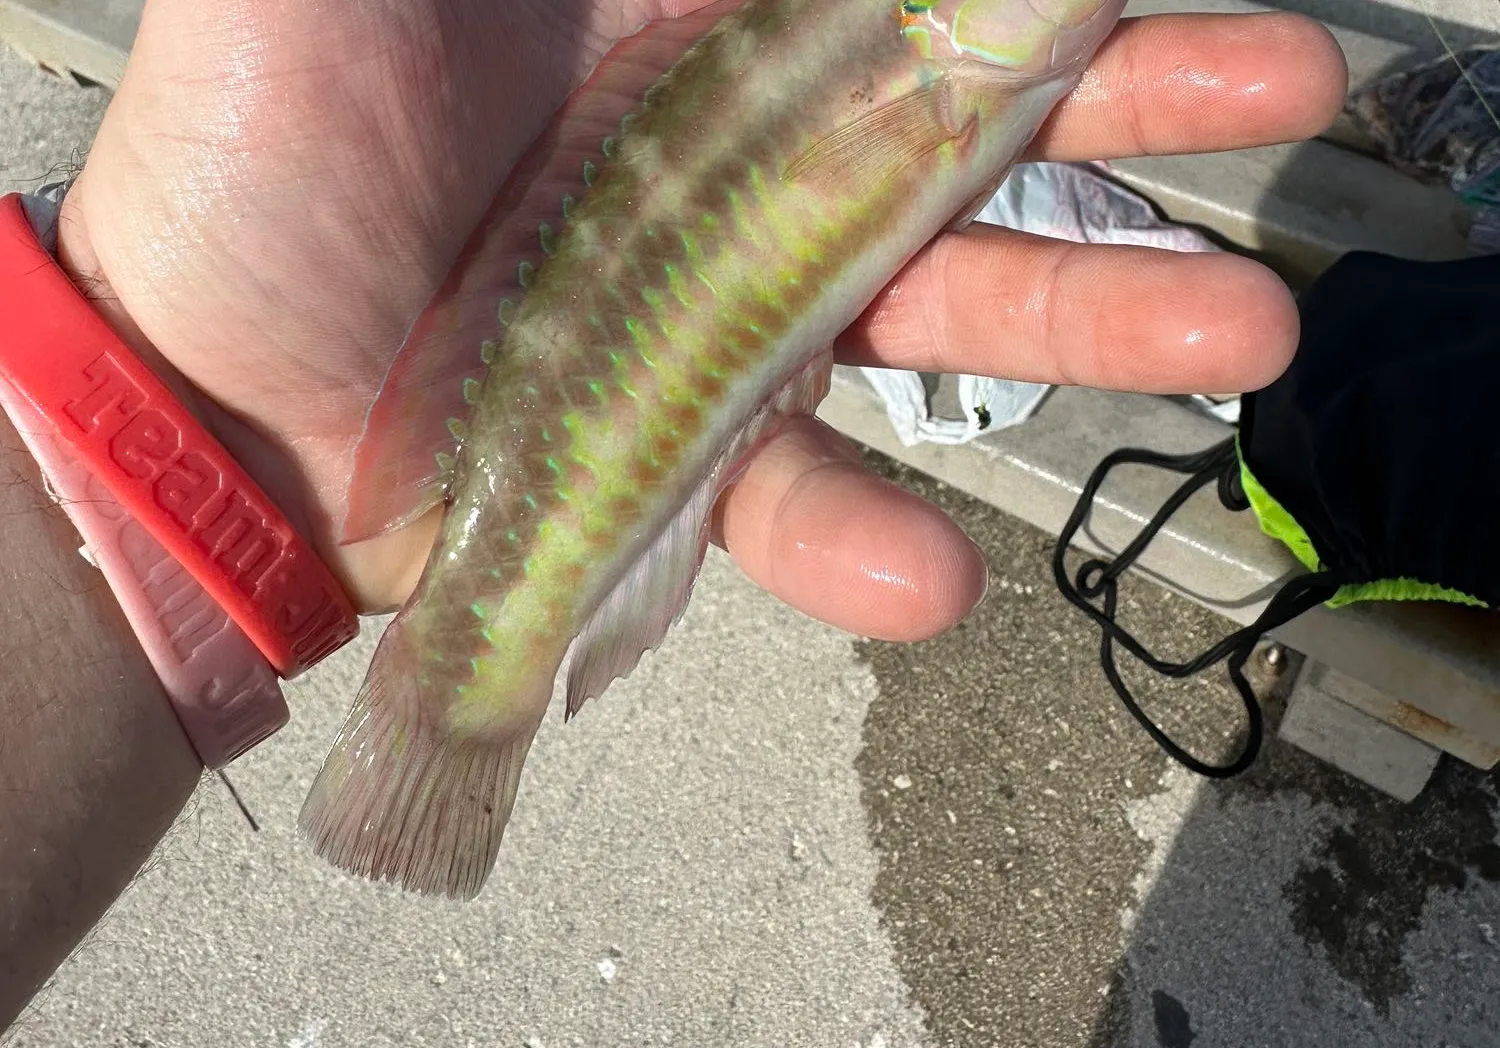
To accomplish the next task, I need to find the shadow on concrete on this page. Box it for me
[1081,680,1500,1048]
[858,444,1500,1048]
[1073,9,1500,1044]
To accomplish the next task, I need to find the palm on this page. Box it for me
[60,0,1347,635]
[59,0,733,610]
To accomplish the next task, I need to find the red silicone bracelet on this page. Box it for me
[0,193,358,678]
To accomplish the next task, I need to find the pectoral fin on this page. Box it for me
[784,79,963,198]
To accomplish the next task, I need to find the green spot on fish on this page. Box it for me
[587,380,606,402]
[480,339,500,365]
[562,195,575,219]
[663,264,693,308]
[545,456,563,477]
[641,286,665,313]
[602,136,617,158]
[583,160,597,186]
[678,230,703,267]
[517,260,536,289]
[623,317,656,366]
[538,223,557,257]
[726,189,753,237]
[462,377,481,404]
[701,213,719,230]
[446,417,467,442]
[470,602,487,620]
[541,425,553,443]
[435,451,456,474]
[523,493,538,510]
[505,529,519,543]
[747,165,768,199]
[497,299,516,326]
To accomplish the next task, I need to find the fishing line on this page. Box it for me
[1424,11,1500,135]
[216,769,260,832]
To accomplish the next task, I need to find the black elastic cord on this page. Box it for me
[1053,438,1340,778]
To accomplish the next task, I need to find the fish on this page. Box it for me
[299,0,1128,899]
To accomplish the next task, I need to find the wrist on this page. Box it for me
[0,406,200,1026]
[51,183,437,613]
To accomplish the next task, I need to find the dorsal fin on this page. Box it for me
[339,2,740,544]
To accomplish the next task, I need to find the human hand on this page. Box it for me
[54,0,1347,642]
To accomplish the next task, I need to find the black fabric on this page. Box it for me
[1239,251,1500,603]
[1054,249,1500,779]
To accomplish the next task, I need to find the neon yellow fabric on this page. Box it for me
[1234,435,1487,610]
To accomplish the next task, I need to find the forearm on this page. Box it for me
[0,412,200,1026]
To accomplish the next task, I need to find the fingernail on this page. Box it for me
[969,554,992,615]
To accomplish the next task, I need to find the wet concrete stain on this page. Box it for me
[852,448,1500,1044]
[1188,665,1500,1020]
[1150,990,1196,1047]
[1265,758,1500,1017]
[852,450,1270,1048]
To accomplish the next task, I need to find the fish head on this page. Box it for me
[896,0,1125,76]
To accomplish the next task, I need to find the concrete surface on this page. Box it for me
[822,369,1500,785]
[9,24,1500,1048]
[1295,0,1500,40]
[1115,0,1499,287]
[0,0,136,88]
[1279,663,1442,802]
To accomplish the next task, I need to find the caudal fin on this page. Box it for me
[297,659,539,900]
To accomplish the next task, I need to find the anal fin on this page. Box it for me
[563,350,833,719]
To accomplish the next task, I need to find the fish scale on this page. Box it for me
[300,0,1128,899]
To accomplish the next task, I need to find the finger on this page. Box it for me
[713,417,988,642]
[836,224,1298,394]
[1027,12,1349,162]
